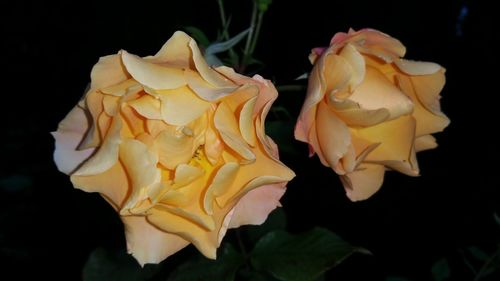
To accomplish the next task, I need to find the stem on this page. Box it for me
[249,10,264,54]
[235,229,251,268]
[243,0,258,57]
[474,248,500,281]
[217,0,229,39]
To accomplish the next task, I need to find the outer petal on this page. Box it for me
[52,106,95,174]
[150,31,192,67]
[340,163,385,202]
[89,54,130,91]
[228,182,286,228]
[316,101,351,174]
[122,216,189,266]
[415,135,438,152]
[397,74,450,137]
[121,50,186,90]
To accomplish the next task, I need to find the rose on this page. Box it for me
[295,28,449,201]
[52,31,295,265]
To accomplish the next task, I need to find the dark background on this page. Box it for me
[1,0,499,280]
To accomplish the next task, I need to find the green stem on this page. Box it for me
[243,0,258,58]
[217,0,229,39]
[249,10,264,54]
[276,85,307,92]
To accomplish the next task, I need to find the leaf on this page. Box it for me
[184,26,210,48]
[250,227,364,281]
[266,119,297,157]
[205,28,251,56]
[256,0,273,12]
[168,244,244,281]
[82,247,160,281]
[431,258,450,281]
[243,208,287,244]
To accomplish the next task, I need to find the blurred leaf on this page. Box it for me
[256,0,272,12]
[168,244,244,281]
[295,73,308,80]
[184,26,210,48]
[0,174,32,193]
[467,246,490,262]
[83,248,160,281]
[205,28,250,55]
[385,277,411,281]
[475,248,500,280]
[266,119,297,157]
[494,213,500,226]
[431,258,450,281]
[250,227,364,281]
[244,208,287,244]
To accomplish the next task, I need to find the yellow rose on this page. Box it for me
[295,28,449,201]
[52,31,295,265]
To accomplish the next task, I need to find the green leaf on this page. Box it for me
[243,208,287,244]
[184,26,211,48]
[168,244,244,281]
[250,227,364,281]
[431,258,450,281]
[205,28,251,55]
[266,119,297,157]
[82,247,160,281]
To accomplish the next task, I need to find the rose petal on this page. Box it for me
[348,67,413,120]
[52,106,95,175]
[316,101,351,174]
[150,31,192,68]
[128,94,162,120]
[152,86,210,126]
[340,163,385,202]
[228,182,286,228]
[154,126,195,170]
[395,59,441,76]
[239,96,258,147]
[122,215,189,267]
[71,161,129,209]
[353,114,416,163]
[119,139,161,214]
[415,135,438,152]
[203,162,239,215]
[89,54,130,90]
[188,40,235,88]
[121,50,186,90]
[146,206,218,259]
[397,74,450,136]
[72,116,122,176]
[214,102,255,163]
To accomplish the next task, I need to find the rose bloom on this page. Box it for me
[52,31,295,265]
[295,28,449,201]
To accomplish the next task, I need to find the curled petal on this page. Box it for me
[121,50,186,90]
[52,106,95,175]
[340,163,385,202]
[123,216,189,267]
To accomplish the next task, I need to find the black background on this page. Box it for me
[1,0,499,280]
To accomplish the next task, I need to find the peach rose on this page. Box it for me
[52,31,295,265]
[295,28,449,201]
